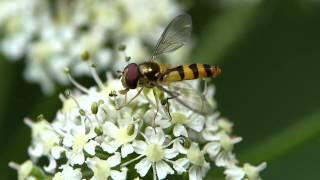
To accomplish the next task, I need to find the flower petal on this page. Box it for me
[135,157,152,177]
[187,115,205,132]
[205,142,221,159]
[144,126,156,141]
[173,158,189,174]
[202,129,220,141]
[173,124,188,137]
[224,165,245,180]
[215,151,237,167]
[111,169,127,180]
[44,156,57,173]
[68,151,85,165]
[107,152,121,167]
[60,165,82,180]
[84,140,98,155]
[149,127,165,145]
[155,117,171,129]
[173,140,187,154]
[103,121,119,139]
[121,143,134,158]
[51,146,65,159]
[63,134,73,147]
[164,147,179,159]
[155,161,174,179]
[28,143,43,158]
[101,140,120,153]
[132,140,148,155]
[189,165,202,180]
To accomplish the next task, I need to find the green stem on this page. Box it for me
[238,110,320,164]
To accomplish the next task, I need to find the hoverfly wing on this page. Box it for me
[151,14,192,61]
[158,82,215,115]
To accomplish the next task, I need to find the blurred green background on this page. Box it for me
[1,0,320,179]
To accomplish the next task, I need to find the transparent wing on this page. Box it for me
[157,82,215,115]
[151,14,192,61]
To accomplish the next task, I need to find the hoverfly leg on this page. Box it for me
[119,88,129,95]
[116,88,143,110]
[119,88,129,104]
[152,88,160,126]
[161,96,174,121]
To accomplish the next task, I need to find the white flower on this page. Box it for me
[171,111,205,137]
[24,118,60,159]
[86,153,127,180]
[101,120,138,158]
[9,161,35,180]
[133,127,178,179]
[204,131,241,167]
[224,162,267,180]
[174,143,210,180]
[52,165,82,180]
[62,119,97,165]
[202,116,241,167]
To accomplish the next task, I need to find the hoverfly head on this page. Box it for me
[121,63,140,89]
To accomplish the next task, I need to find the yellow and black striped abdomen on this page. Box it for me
[160,64,221,83]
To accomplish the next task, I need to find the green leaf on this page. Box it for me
[192,1,262,64]
[239,110,320,164]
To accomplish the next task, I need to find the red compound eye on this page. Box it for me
[126,63,139,89]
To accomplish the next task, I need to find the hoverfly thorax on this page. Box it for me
[121,63,140,89]
[139,62,161,82]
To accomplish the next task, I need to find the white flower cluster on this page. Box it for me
[0,0,189,94]
[9,62,266,180]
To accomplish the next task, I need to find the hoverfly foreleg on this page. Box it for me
[116,88,144,110]
[156,85,205,115]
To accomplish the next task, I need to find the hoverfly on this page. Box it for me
[117,14,221,115]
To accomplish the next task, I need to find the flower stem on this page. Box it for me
[238,110,320,163]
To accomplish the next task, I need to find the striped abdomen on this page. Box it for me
[160,64,221,82]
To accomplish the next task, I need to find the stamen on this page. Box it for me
[163,137,184,148]
[65,90,81,109]
[94,127,103,136]
[94,115,101,125]
[59,93,66,102]
[64,67,89,94]
[152,164,157,180]
[100,107,108,116]
[139,132,150,145]
[91,102,99,114]
[89,63,104,90]
[120,154,144,167]
[79,109,86,116]
[8,162,19,170]
[24,118,34,128]
[126,124,135,136]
